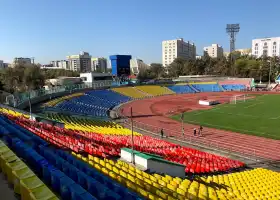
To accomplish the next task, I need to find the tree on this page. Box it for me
[168,58,186,77]
[23,65,45,90]
[149,63,164,79]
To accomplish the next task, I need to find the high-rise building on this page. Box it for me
[162,38,196,67]
[50,60,70,70]
[252,37,280,58]
[13,57,33,65]
[67,51,91,72]
[203,44,224,58]
[130,59,150,75]
[91,57,107,72]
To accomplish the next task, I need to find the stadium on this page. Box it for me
[0,76,280,200]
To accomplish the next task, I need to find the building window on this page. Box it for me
[263,42,268,56]
[255,43,258,51]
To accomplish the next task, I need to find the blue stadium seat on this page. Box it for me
[167,85,196,93]
[0,115,141,200]
[222,84,246,91]
[50,89,132,118]
[191,84,222,92]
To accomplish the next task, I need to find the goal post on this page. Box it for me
[230,94,247,104]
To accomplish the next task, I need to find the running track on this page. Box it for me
[120,92,280,160]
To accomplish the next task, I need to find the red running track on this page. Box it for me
[120,92,280,160]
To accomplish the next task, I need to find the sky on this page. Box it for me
[1,0,280,64]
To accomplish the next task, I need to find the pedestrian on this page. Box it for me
[193,128,197,136]
[199,125,203,136]
[160,129,164,138]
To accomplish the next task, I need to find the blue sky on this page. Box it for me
[1,0,280,64]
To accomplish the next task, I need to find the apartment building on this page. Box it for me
[91,57,107,72]
[203,44,224,58]
[67,51,91,72]
[252,37,280,58]
[50,60,70,70]
[162,38,196,67]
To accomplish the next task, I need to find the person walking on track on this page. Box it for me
[193,128,197,136]
[199,125,203,136]
[160,129,164,138]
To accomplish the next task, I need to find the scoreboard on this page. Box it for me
[110,55,132,77]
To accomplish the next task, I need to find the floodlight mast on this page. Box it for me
[226,24,240,52]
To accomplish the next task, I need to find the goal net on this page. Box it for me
[230,94,247,104]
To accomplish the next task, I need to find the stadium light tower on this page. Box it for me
[226,24,240,52]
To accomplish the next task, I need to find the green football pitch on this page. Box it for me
[171,94,280,140]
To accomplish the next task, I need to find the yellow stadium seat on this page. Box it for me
[88,154,94,161]
[105,163,112,171]
[94,164,101,171]
[167,184,177,192]
[101,167,109,175]
[12,167,35,194]
[99,160,105,167]
[20,175,45,200]
[29,185,59,200]
[6,159,27,183]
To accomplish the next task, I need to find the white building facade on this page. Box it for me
[91,57,107,72]
[130,59,150,75]
[162,38,196,67]
[67,51,91,72]
[203,44,224,58]
[252,37,280,58]
[50,60,70,70]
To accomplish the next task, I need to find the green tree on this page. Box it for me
[150,63,164,79]
[23,65,45,90]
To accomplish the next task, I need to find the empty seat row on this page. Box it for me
[0,121,99,200]
[48,113,142,136]
[43,93,83,107]
[0,140,58,200]
[135,86,175,96]
[1,115,142,200]
[167,85,196,94]
[111,87,148,99]
[222,84,246,91]
[191,83,222,92]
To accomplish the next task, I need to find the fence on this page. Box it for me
[5,80,115,107]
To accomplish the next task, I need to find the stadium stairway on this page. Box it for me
[111,87,148,99]
[217,82,225,91]
[188,84,200,93]
[135,86,174,96]
[189,82,222,92]
[133,87,152,97]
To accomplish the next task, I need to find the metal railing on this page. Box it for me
[5,81,116,107]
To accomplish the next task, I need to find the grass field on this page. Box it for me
[171,94,280,140]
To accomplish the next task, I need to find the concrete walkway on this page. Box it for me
[0,173,18,200]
